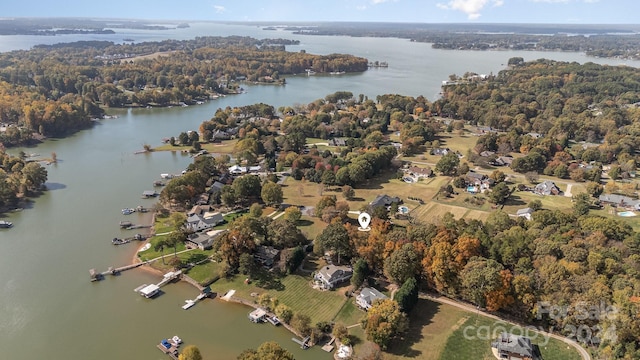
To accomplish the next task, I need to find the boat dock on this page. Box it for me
[292,336,311,349]
[112,233,147,245]
[134,270,182,298]
[157,343,179,360]
[181,288,211,310]
[119,220,151,230]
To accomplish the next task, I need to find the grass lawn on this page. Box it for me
[333,298,365,327]
[385,299,471,360]
[297,215,327,240]
[439,314,581,360]
[208,271,348,324]
[185,259,225,285]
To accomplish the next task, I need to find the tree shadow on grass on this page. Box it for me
[254,269,285,291]
[504,195,527,207]
[297,219,314,227]
[386,299,442,358]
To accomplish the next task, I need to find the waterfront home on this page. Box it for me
[185,212,224,232]
[533,181,561,196]
[356,287,388,310]
[491,332,540,360]
[314,265,353,290]
[370,194,402,209]
[516,207,534,221]
[185,233,214,250]
[187,204,213,217]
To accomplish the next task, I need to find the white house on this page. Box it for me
[516,207,534,221]
[356,287,388,310]
[314,265,352,290]
[186,212,224,232]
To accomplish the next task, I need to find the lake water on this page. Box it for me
[1,22,639,360]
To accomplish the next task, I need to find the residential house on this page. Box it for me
[430,147,450,156]
[492,156,514,167]
[254,245,280,267]
[480,150,496,157]
[314,265,353,290]
[598,194,640,210]
[330,138,347,147]
[228,165,247,175]
[208,181,225,196]
[491,333,540,360]
[534,181,561,196]
[211,129,231,142]
[356,287,389,310]
[526,132,543,139]
[516,208,534,221]
[186,212,224,232]
[405,166,433,180]
[370,194,402,208]
[188,204,212,217]
[185,233,215,250]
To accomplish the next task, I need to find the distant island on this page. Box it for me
[0,18,189,36]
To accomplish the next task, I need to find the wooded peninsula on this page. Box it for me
[0,36,368,145]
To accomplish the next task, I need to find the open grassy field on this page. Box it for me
[439,313,581,360]
[385,299,470,360]
[333,298,365,326]
[381,298,582,360]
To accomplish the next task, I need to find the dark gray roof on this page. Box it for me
[370,194,401,208]
[491,333,537,359]
[599,194,640,206]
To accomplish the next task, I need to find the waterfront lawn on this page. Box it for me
[208,271,348,324]
[153,139,237,154]
[185,259,225,285]
[333,298,364,327]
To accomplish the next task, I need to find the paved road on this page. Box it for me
[422,294,591,360]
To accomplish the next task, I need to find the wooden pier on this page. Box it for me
[112,233,147,245]
[157,344,179,360]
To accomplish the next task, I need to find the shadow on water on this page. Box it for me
[45,182,67,191]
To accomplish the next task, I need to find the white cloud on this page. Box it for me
[357,5,368,10]
[529,0,600,2]
[213,5,226,14]
[371,0,398,4]
[437,0,504,20]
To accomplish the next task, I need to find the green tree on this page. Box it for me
[316,222,352,264]
[220,185,237,207]
[283,206,302,223]
[460,257,504,308]
[342,185,355,200]
[237,341,294,360]
[249,203,263,218]
[267,219,306,248]
[233,175,262,200]
[585,181,604,198]
[275,304,293,323]
[363,299,408,350]
[394,277,419,313]
[261,181,283,206]
[178,345,203,360]
[290,313,312,336]
[572,192,591,216]
[351,258,369,288]
[488,182,511,205]
[528,199,543,211]
[383,243,420,285]
[434,152,460,176]
[238,253,256,276]
[315,195,336,218]
[21,162,48,193]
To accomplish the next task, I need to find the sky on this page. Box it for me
[2,0,638,24]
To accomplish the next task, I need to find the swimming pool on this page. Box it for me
[398,205,409,214]
[617,211,637,217]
